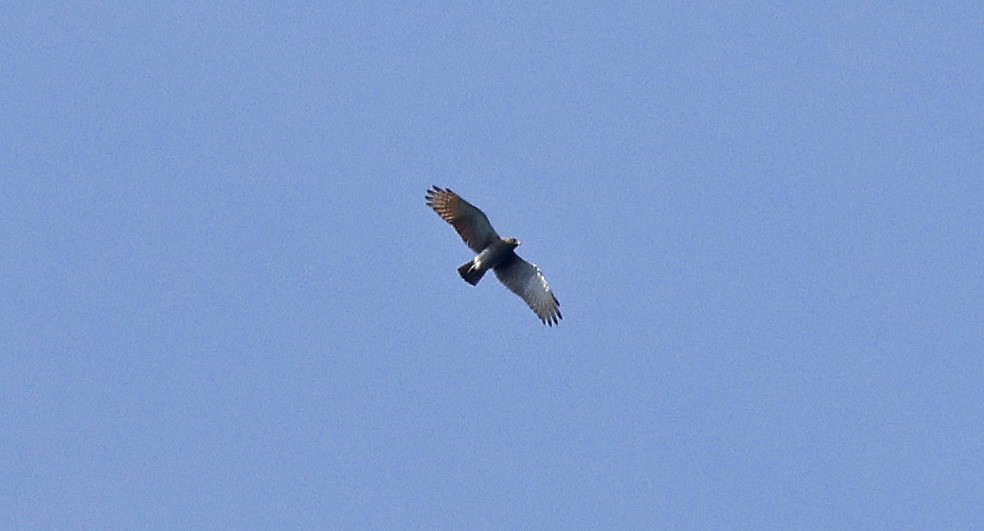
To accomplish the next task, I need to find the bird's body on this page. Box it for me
[426,186,562,326]
[458,237,519,285]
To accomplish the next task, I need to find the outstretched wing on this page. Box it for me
[426,186,500,252]
[494,254,562,326]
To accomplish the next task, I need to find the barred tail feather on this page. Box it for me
[458,261,485,285]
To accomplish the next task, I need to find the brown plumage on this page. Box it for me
[426,186,562,326]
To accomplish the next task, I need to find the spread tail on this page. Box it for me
[458,261,486,285]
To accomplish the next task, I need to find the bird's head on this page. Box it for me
[505,237,521,247]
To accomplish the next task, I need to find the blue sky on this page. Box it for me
[3,2,982,528]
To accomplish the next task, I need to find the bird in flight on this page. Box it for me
[426,186,562,326]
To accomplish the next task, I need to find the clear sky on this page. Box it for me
[3,2,982,528]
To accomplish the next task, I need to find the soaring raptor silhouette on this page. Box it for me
[426,186,562,326]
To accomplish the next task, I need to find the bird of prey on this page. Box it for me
[426,186,562,326]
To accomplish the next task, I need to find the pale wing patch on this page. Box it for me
[494,256,562,326]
